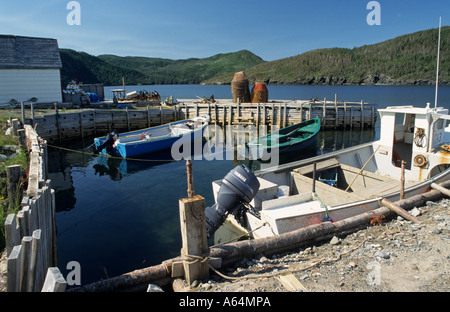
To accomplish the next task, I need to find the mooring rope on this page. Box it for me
[46,141,244,163]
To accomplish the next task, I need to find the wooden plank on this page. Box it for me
[278,272,308,292]
[7,245,24,292]
[20,236,32,292]
[29,229,41,292]
[381,198,420,223]
[5,214,20,256]
[41,267,67,292]
[431,182,450,197]
[293,158,340,175]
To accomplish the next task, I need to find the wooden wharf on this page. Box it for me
[20,98,377,143]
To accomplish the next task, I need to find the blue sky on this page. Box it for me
[0,0,448,61]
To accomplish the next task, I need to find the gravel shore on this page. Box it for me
[1,198,448,293]
[194,198,449,292]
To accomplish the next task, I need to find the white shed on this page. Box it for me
[0,35,63,106]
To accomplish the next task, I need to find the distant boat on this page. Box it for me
[94,115,209,158]
[245,118,320,159]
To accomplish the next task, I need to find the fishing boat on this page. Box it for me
[94,115,210,158]
[245,118,320,159]
[212,103,450,240]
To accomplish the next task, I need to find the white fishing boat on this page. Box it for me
[209,20,450,241]
[211,102,450,239]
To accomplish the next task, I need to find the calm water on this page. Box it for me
[50,84,450,286]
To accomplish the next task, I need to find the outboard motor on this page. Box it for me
[205,165,260,238]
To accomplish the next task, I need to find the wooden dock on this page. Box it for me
[21,98,377,143]
[180,99,376,130]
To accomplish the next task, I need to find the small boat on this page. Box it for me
[245,118,321,159]
[94,115,210,158]
[212,104,450,240]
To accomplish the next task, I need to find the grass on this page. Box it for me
[0,114,29,252]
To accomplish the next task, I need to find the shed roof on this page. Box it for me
[0,35,62,69]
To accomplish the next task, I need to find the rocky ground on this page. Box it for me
[2,199,449,293]
[193,198,449,292]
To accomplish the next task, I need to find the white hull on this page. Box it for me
[212,105,450,240]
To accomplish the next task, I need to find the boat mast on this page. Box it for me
[435,17,442,109]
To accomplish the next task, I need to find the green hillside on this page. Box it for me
[59,49,264,86]
[59,49,146,87]
[204,27,450,86]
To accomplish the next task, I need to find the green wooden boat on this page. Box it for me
[246,118,321,159]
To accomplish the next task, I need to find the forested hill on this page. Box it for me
[59,49,264,86]
[60,27,449,87]
[204,27,450,86]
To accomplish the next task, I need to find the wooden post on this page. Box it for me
[11,119,19,136]
[262,103,266,126]
[381,198,419,223]
[20,236,32,292]
[92,110,97,136]
[21,101,25,125]
[41,267,67,292]
[126,107,130,130]
[360,100,364,129]
[237,99,240,123]
[31,102,35,128]
[278,103,282,128]
[300,103,303,123]
[186,160,194,198]
[7,165,22,210]
[17,129,26,150]
[271,103,274,127]
[122,77,126,98]
[179,159,209,285]
[256,102,260,129]
[7,245,24,292]
[5,214,20,256]
[430,182,450,197]
[400,161,406,199]
[344,101,347,128]
[28,229,41,292]
[350,105,353,130]
[371,106,375,128]
[179,195,209,285]
[79,112,84,146]
[51,189,58,267]
[322,98,326,130]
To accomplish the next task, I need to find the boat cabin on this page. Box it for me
[376,104,450,182]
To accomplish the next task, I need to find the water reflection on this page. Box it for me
[93,149,175,180]
[49,127,376,286]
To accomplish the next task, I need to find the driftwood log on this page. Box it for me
[70,180,450,292]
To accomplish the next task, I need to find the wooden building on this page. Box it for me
[0,35,63,106]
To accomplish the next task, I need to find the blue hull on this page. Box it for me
[94,117,208,159]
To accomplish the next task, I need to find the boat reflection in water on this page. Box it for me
[93,149,176,180]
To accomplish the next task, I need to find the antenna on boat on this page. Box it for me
[434,16,442,110]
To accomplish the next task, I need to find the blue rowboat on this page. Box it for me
[94,115,210,158]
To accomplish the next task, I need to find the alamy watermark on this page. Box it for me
[366,1,381,26]
[66,261,81,286]
[171,124,281,167]
[66,1,81,26]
